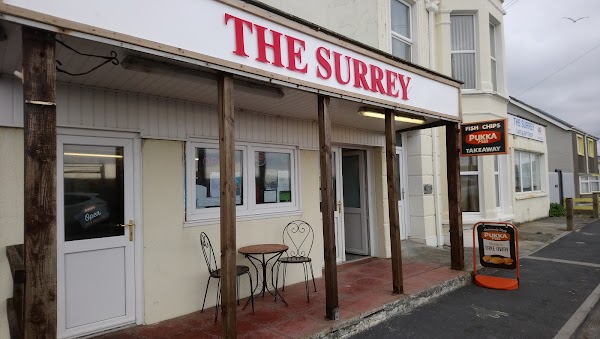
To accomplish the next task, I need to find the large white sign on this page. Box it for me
[3,0,460,119]
[508,114,545,142]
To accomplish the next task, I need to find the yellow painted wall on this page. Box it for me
[0,127,24,339]
[0,133,388,331]
[141,140,324,324]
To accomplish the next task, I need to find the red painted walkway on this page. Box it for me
[99,258,465,338]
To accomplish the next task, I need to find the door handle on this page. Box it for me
[118,219,134,241]
[337,201,342,213]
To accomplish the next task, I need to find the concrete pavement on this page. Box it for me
[349,219,600,339]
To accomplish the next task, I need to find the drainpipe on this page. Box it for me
[426,0,443,247]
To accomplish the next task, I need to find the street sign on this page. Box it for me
[472,222,520,290]
[460,119,508,156]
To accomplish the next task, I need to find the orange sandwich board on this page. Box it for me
[472,222,520,290]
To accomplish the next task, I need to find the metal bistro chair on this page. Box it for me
[275,220,317,302]
[200,232,254,322]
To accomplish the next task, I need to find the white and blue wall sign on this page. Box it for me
[508,114,545,142]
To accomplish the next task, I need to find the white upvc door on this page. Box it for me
[396,147,409,239]
[342,150,369,255]
[57,135,137,339]
[332,147,346,262]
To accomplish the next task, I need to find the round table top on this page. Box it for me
[238,244,288,255]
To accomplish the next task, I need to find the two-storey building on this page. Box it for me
[509,97,599,203]
[0,1,466,337]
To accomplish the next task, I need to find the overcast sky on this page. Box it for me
[504,0,600,145]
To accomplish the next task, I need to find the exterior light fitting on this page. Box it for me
[358,107,425,125]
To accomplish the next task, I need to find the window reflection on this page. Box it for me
[195,148,243,208]
[255,151,292,204]
[63,145,124,241]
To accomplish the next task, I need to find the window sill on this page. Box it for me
[443,213,515,226]
[515,191,547,200]
[184,209,302,227]
[460,90,509,100]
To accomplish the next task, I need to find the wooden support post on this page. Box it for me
[318,95,339,320]
[22,26,57,339]
[445,122,465,270]
[218,73,237,338]
[593,193,599,219]
[566,198,574,231]
[384,110,404,294]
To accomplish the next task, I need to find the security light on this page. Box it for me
[358,107,425,124]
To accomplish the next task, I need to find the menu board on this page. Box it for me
[476,223,517,270]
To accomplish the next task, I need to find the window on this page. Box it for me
[588,139,595,158]
[489,23,498,92]
[186,141,298,223]
[451,15,476,89]
[581,175,600,194]
[390,0,412,61]
[194,148,244,209]
[515,151,542,193]
[255,150,292,205]
[494,155,501,208]
[460,156,480,212]
[577,134,585,156]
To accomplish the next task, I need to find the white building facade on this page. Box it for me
[0,0,553,338]
[0,1,465,337]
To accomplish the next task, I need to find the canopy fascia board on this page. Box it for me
[0,0,462,122]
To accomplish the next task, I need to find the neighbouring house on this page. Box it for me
[509,96,599,204]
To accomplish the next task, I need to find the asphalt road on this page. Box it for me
[352,220,600,339]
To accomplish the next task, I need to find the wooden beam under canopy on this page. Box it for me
[445,122,465,270]
[318,95,340,320]
[385,110,404,294]
[22,26,58,339]
[218,72,237,338]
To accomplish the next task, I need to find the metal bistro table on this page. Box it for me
[238,244,288,308]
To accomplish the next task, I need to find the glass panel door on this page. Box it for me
[58,136,136,339]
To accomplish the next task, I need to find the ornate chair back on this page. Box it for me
[200,232,218,273]
[282,220,314,258]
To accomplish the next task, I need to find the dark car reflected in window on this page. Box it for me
[63,145,125,241]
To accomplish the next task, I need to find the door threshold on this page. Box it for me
[77,323,137,339]
[337,256,376,272]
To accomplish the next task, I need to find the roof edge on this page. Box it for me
[509,96,599,139]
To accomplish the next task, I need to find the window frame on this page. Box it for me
[577,134,585,156]
[494,155,504,211]
[580,175,600,195]
[514,150,543,194]
[450,14,477,90]
[185,140,249,221]
[185,139,300,224]
[460,156,482,214]
[390,0,413,61]
[588,139,595,158]
[250,145,298,213]
[489,22,498,92]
